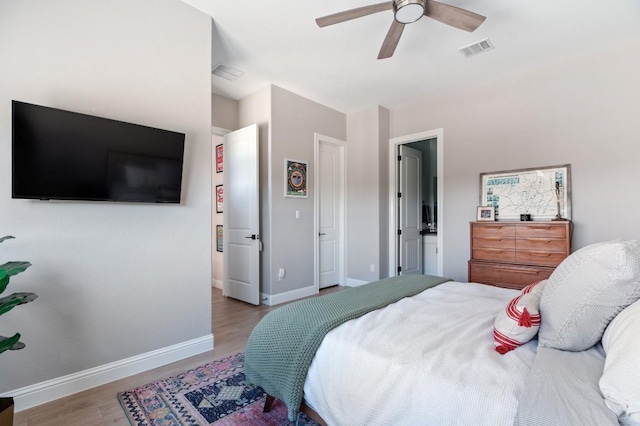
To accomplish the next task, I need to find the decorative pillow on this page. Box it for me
[600,299,640,426]
[538,239,640,351]
[493,280,546,354]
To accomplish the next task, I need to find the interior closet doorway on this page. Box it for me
[388,129,444,277]
[211,127,228,291]
[314,133,347,290]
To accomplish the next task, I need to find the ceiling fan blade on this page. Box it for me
[424,0,486,32]
[316,2,393,27]
[378,20,405,60]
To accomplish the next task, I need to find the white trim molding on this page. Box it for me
[346,278,369,287]
[313,133,348,293]
[260,285,318,306]
[2,334,214,412]
[388,129,444,277]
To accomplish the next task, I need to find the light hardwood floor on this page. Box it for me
[13,286,344,426]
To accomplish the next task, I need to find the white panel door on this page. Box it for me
[318,141,343,288]
[399,145,422,275]
[223,124,260,305]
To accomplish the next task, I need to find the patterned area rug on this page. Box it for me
[118,352,319,425]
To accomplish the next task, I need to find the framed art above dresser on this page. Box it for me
[468,221,572,289]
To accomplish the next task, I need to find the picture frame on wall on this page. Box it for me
[216,184,223,213]
[216,144,223,173]
[284,158,308,198]
[479,164,571,221]
[216,225,223,252]
[477,206,495,221]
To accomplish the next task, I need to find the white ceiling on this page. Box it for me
[181,0,640,113]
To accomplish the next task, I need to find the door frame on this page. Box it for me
[388,128,444,277]
[314,133,347,291]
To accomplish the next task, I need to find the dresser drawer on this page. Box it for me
[515,250,567,267]
[472,224,515,239]
[516,237,568,252]
[516,224,568,239]
[468,261,554,290]
[472,248,516,262]
[472,237,515,250]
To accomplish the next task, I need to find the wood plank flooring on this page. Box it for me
[13,286,344,426]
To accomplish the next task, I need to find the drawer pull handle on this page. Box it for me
[526,238,553,242]
[496,268,539,275]
[529,253,552,257]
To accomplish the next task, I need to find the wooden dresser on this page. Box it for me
[468,221,571,289]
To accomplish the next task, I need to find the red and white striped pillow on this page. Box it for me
[493,280,547,354]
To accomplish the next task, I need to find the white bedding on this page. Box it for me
[303,281,538,426]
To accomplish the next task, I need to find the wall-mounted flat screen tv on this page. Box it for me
[12,100,186,203]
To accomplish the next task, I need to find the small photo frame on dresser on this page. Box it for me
[477,206,495,221]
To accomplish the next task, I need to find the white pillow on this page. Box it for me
[493,280,546,354]
[539,239,640,351]
[600,299,640,426]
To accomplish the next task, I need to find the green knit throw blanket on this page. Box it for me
[244,274,451,421]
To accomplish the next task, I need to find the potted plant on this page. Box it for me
[0,236,35,426]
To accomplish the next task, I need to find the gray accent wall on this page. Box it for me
[0,0,212,392]
[238,85,347,297]
[212,93,239,131]
[347,105,391,281]
[391,39,640,282]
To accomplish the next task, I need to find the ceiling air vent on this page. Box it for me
[211,63,244,81]
[458,38,494,58]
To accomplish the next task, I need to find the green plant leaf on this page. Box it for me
[0,236,15,244]
[0,292,37,316]
[0,261,32,277]
[0,274,8,295]
[0,333,24,355]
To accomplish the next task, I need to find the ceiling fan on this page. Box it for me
[316,0,486,59]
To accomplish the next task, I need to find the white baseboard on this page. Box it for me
[260,285,318,306]
[346,278,370,287]
[212,278,223,289]
[3,334,214,412]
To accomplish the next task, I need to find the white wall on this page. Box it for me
[347,106,390,282]
[0,0,212,393]
[391,38,640,281]
[270,86,346,294]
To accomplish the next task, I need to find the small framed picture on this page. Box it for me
[284,159,308,198]
[216,225,223,252]
[216,144,223,173]
[216,185,223,213]
[477,206,495,221]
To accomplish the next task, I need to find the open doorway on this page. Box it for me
[388,129,444,277]
[211,129,227,290]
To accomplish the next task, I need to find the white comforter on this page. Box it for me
[304,281,538,426]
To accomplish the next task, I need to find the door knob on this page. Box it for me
[245,234,257,240]
[319,233,326,236]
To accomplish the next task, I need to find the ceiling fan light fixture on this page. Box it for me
[393,0,425,24]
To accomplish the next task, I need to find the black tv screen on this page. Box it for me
[12,100,185,203]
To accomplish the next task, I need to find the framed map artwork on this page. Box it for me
[480,164,571,221]
[284,159,308,198]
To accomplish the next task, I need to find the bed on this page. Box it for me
[245,240,640,426]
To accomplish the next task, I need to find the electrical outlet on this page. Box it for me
[278,268,286,281]
[370,264,375,272]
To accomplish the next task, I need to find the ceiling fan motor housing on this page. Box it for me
[393,0,426,24]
